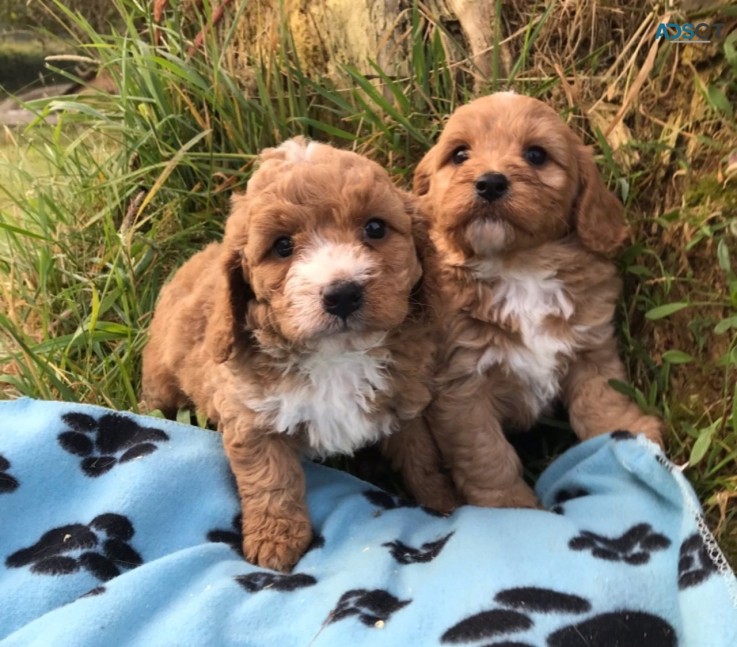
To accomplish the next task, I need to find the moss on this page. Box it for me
[684,175,737,212]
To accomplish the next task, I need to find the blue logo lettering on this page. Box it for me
[655,21,725,43]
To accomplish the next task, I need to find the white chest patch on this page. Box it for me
[248,338,396,457]
[475,270,577,416]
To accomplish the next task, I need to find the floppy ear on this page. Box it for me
[413,146,439,197]
[204,194,255,363]
[402,193,439,322]
[573,145,630,257]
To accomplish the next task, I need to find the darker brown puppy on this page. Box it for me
[415,93,662,509]
[142,137,458,571]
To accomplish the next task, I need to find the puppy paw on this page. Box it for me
[628,415,664,448]
[243,516,313,573]
[467,481,540,510]
[414,478,465,515]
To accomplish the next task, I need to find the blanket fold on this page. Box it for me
[0,398,735,646]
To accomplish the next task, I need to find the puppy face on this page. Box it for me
[217,138,424,350]
[415,93,627,259]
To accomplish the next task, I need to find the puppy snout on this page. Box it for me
[475,172,509,202]
[322,281,364,320]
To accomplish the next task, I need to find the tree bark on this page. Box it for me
[208,0,504,88]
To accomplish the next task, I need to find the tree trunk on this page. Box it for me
[210,0,504,88]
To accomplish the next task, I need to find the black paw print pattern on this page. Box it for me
[441,609,533,643]
[302,532,326,556]
[547,610,676,646]
[327,589,411,628]
[236,572,317,593]
[678,532,718,589]
[0,454,19,493]
[569,523,671,564]
[495,587,592,614]
[441,586,676,647]
[610,430,636,441]
[441,587,589,644]
[362,489,445,518]
[5,513,142,582]
[550,487,590,515]
[383,532,454,565]
[58,412,169,477]
[207,514,243,555]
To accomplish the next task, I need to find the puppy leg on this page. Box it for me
[222,422,312,572]
[382,417,464,514]
[562,345,663,446]
[140,348,191,417]
[431,386,539,509]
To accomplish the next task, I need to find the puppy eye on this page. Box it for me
[364,218,386,240]
[451,146,469,165]
[524,146,547,166]
[273,236,294,258]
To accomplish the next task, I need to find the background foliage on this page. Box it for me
[1,0,120,35]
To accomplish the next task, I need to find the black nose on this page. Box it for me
[475,172,509,202]
[322,281,364,319]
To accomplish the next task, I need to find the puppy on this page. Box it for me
[414,93,663,509]
[142,137,458,571]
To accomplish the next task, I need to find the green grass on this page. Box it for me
[0,140,25,209]
[0,0,735,563]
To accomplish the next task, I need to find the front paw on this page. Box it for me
[628,415,664,447]
[467,480,541,510]
[243,515,312,572]
[414,476,465,514]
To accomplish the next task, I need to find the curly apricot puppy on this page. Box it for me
[142,137,458,571]
[414,93,663,509]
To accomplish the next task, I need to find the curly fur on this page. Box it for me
[142,138,459,571]
[414,93,663,509]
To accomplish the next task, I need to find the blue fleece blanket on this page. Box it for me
[0,398,735,646]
